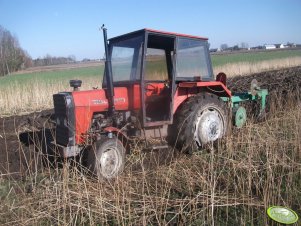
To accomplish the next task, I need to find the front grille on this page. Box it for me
[53,92,75,146]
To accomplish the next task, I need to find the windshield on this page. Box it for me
[109,35,143,82]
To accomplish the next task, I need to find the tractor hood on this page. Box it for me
[72,87,129,111]
[72,87,129,143]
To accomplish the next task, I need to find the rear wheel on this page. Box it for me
[87,137,125,179]
[168,93,228,152]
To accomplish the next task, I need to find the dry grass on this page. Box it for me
[213,56,301,77]
[0,77,100,116]
[0,93,300,225]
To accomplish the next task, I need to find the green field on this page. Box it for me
[0,66,104,87]
[211,49,301,66]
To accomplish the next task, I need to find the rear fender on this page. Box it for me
[173,81,232,113]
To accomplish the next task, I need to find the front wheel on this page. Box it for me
[168,93,228,152]
[87,137,125,179]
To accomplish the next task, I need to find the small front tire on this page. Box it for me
[87,137,125,179]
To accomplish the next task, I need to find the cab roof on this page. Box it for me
[109,28,208,41]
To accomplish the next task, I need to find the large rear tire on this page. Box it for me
[168,92,228,152]
[87,137,125,179]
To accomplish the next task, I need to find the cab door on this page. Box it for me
[141,34,175,127]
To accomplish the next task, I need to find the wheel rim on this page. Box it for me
[194,108,224,145]
[99,147,121,178]
[235,106,247,128]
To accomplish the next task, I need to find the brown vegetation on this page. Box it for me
[213,56,301,77]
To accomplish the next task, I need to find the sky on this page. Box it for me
[0,0,300,60]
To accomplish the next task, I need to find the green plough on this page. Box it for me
[222,79,268,128]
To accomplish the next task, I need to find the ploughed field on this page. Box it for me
[0,66,300,178]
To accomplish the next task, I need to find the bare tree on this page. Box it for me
[0,25,32,76]
[68,55,76,63]
[240,42,249,49]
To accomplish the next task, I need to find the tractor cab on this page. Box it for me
[104,29,213,127]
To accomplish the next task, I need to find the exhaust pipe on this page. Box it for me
[101,25,115,115]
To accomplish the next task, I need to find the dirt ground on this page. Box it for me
[228,66,301,94]
[0,110,54,178]
[0,66,300,178]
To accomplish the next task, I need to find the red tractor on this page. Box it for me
[53,26,268,179]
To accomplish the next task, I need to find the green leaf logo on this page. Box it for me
[267,206,299,224]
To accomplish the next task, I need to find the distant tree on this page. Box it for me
[233,45,239,51]
[82,58,91,62]
[240,42,249,49]
[45,54,52,65]
[32,54,77,66]
[68,55,76,62]
[0,25,32,76]
[220,44,228,51]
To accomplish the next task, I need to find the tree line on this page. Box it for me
[32,54,76,67]
[0,25,77,77]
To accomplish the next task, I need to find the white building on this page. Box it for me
[263,44,276,49]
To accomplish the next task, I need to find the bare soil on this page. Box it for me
[228,66,301,97]
[0,110,54,178]
[0,66,300,178]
